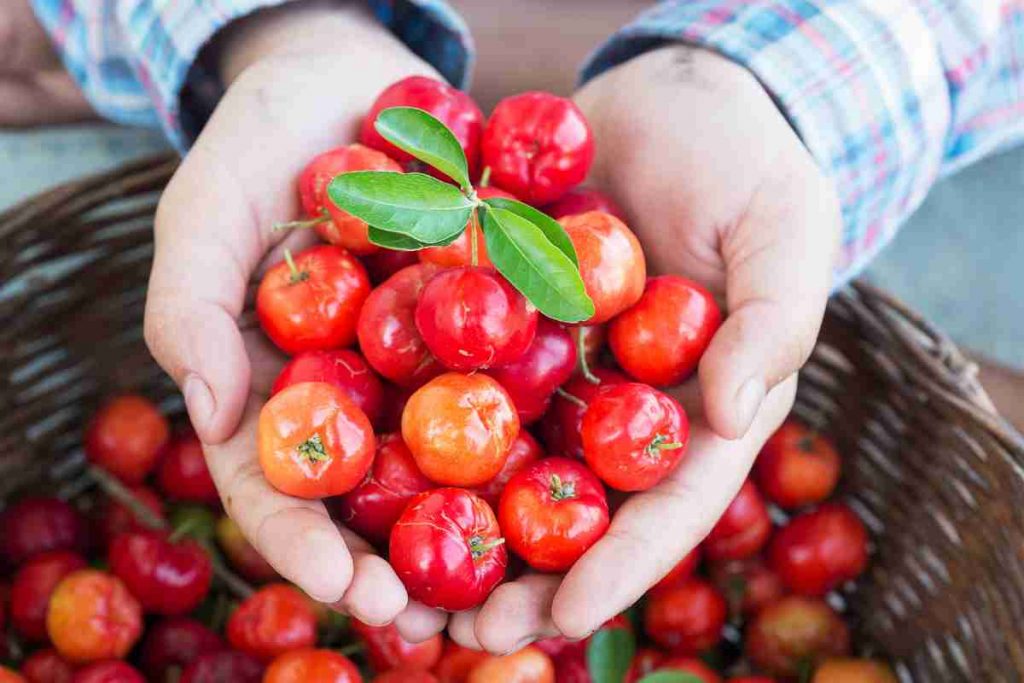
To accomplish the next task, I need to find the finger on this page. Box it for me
[394,601,449,643]
[448,608,483,651]
[551,376,797,638]
[330,526,408,625]
[0,71,95,126]
[699,155,840,439]
[473,574,561,655]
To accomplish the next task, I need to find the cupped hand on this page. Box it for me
[454,45,842,651]
[143,2,445,635]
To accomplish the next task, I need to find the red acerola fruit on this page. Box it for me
[768,504,869,597]
[652,546,702,594]
[351,619,443,673]
[20,649,75,683]
[263,649,361,683]
[625,648,664,683]
[538,368,627,459]
[96,486,165,548]
[226,585,318,663]
[708,557,785,618]
[432,642,489,683]
[180,651,263,683]
[755,420,841,510]
[655,659,722,683]
[466,646,555,683]
[271,349,385,428]
[10,551,87,642]
[745,596,850,678]
[0,498,86,568]
[543,187,625,221]
[108,530,212,616]
[704,480,773,562]
[70,661,144,683]
[139,618,224,681]
[471,430,544,509]
[487,319,577,424]
[644,579,727,654]
[156,431,218,504]
[363,249,420,285]
[46,570,142,664]
[84,395,169,484]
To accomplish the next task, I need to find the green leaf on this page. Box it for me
[328,171,473,244]
[587,627,635,683]
[375,107,471,189]
[367,226,463,251]
[482,206,595,323]
[637,673,709,683]
[483,196,579,266]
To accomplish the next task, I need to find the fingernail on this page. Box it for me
[735,377,766,436]
[183,374,214,433]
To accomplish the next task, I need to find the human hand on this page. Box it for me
[451,46,841,651]
[143,1,445,635]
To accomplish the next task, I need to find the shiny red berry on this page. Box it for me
[487,319,577,424]
[272,349,384,428]
[704,480,773,562]
[84,395,169,484]
[108,530,212,616]
[156,431,218,504]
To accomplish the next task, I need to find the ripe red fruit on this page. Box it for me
[46,570,142,664]
[570,325,606,371]
[704,480,773,562]
[768,504,869,597]
[652,546,702,594]
[543,187,625,221]
[499,457,609,571]
[755,421,841,509]
[609,275,721,387]
[745,596,850,677]
[432,643,489,683]
[334,434,433,545]
[357,263,444,387]
[466,646,554,683]
[655,659,722,683]
[351,619,443,672]
[214,516,277,583]
[415,267,538,372]
[363,249,420,285]
[644,579,727,654]
[402,373,519,486]
[156,431,218,504]
[70,661,144,683]
[488,319,577,424]
[376,671,440,683]
[272,349,384,428]
[227,585,317,663]
[10,551,87,641]
[264,649,361,683]
[539,368,627,459]
[471,431,544,509]
[256,245,370,354]
[361,76,484,179]
[726,678,775,683]
[180,651,263,683]
[20,649,75,683]
[258,382,376,499]
[84,395,169,484]
[140,618,224,680]
[481,91,593,205]
[581,383,690,491]
[108,531,212,615]
[559,212,645,324]
[813,659,897,682]
[96,486,164,548]
[0,498,86,568]
[296,144,402,254]
[419,187,515,268]
[708,557,785,618]
[389,488,507,611]
[0,669,21,683]
[625,648,664,683]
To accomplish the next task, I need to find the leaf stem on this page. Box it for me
[479,166,492,188]
[575,329,601,385]
[556,387,587,410]
[470,208,481,267]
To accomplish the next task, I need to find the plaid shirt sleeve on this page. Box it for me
[581,1,1024,284]
[30,0,472,151]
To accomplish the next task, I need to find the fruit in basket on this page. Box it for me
[708,556,785,619]
[543,187,624,221]
[768,503,868,596]
[263,648,361,683]
[745,596,850,678]
[156,431,218,504]
[180,651,263,683]
[46,570,142,663]
[624,648,664,682]
[653,658,722,683]
[352,619,443,673]
[651,546,702,594]
[487,319,577,424]
[272,349,384,428]
[644,578,727,654]
[10,551,87,642]
[70,661,144,682]
[226,584,317,663]
[466,645,554,683]
[471,431,544,509]
[139,617,224,680]
[539,368,627,459]
[84,395,169,484]
[214,516,278,582]
[108,530,212,615]
[19,648,75,683]
[755,420,841,509]
[812,658,897,682]
[96,485,164,546]
[433,642,489,682]
[1,498,86,567]
[419,186,515,269]
[704,480,773,562]
[0,667,23,683]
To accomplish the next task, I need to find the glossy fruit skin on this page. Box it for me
[539,368,626,459]
[559,212,645,324]
[415,267,538,372]
[704,480,773,562]
[644,579,727,654]
[109,531,212,615]
[812,658,897,683]
[272,349,384,428]
[466,646,554,683]
[84,395,169,484]
[652,546,701,594]
[0,668,23,683]
[755,421,841,509]
[768,504,869,597]
[609,275,721,387]
[226,584,317,663]
[258,382,376,499]
[570,325,605,371]
[363,249,420,285]
[351,620,443,672]
[581,383,690,491]
[419,187,515,269]
[214,516,277,583]
[402,373,519,486]
[432,643,489,683]
[625,649,664,683]
[357,263,444,387]
[10,551,87,642]
[46,570,142,664]
[708,557,784,618]
[297,144,402,254]
[499,457,608,571]
[361,76,484,179]
[70,661,144,683]
[745,596,850,677]
[481,92,593,205]
[656,659,722,683]
[543,187,625,221]
[334,434,433,545]
[471,431,544,509]
[256,245,370,354]
[180,651,263,683]
[97,486,164,547]
[263,649,360,683]
[20,649,75,683]
[389,488,507,611]
[488,319,577,424]
[156,431,218,504]
[376,671,440,683]
[139,617,224,681]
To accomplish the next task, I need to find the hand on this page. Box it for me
[143,1,446,636]
[452,46,841,651]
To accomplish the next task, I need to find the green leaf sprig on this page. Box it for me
[586,627,636,683]
[327,107,595,323]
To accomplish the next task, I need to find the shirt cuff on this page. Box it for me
[581,1,950,286]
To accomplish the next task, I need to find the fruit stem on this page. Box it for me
[297,433,329,462]
[556,387,587,410]
[470,208,481,267]
[797,434,816,452]
[549,474,577,501]
[284,249,309,284]
[338,641,365,657]
[479,166,492,188]
[273,209,329,233]
[168,515,202,544]
[575,329,601,385]
[468,535,506,559]
[646,434,683,455]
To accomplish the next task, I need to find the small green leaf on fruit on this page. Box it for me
[587,627,636,683]
[637,673,709,683]
[483,196,579,266]
[375,107,471,190]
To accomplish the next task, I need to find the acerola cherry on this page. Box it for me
[812,658,897,683]
[558,212,645,324]
[466,646,554,683]
[272,349,384,428]
[402,373,519,486]
[109,530,212,615]
[538,368,626,459]
[481,92,593,205]
[499,457,609,571]
[70,661,144,683]
[745,596,850,678]
[20,649,75,683]
[10,551,87,642]
[655,659,722,683]
[0,497,85,568]
[625,648,664,683]
[543,187,625,221]
[488,319,577,424]
[471,431,544,509]
[227,585,317,663]
[215,516,277,583]
[419,187,515,268]
[357,263,444,387]
[704,480,772,562]
[139,618,224,681]
[415,267,537,372]
[389,488,507,611]
[727,678,775,683]
[180,651,263,683]
[46,570,142,663]
[263,649,360,683]
[361,76,484,179]
[97,486,164,547]
[84,395,168,484]
[644,579,727,654]
[351,619,443,673]
[755,420,841,509]
[258,382,375,499]
[156,431,218,504]
[256,245,370,355]
[708,557,784,618]
[363,249,420,285]
[581,383,690,491]
[433,643,489,683]
[295,144,402,254]
[609,275,721,387]
[334,434,433,545]
[652,546,702,594]
[375,671,440,683]
[0,668,22,683]
[768,503,869,597]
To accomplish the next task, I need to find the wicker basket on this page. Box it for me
[1,155,1023,682]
